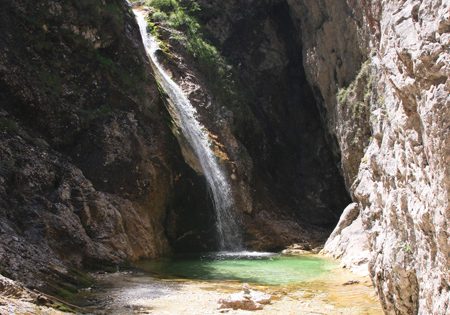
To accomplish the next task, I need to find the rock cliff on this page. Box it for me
[0,0,213,293]
[290,0,449,313]
[357,1,449,313]
[144,0,351,251]
[154,0,449,312]
[0,0,448,313]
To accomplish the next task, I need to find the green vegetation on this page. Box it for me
[46,268,95,306]
[151,0,181,12]
[105,3,125,26]
[335,60,374,174]
[38,71,63,96]
[152,11,169,22]
[135,0,254,130]
[57,288,76,301]
[0,117,19,133]
[402,242,413,254]
[90,49,147,97]
[53,302,76,313]
[95,52,115,69]
[71,1,125,31]
[337,60,373,117]
[67,268,94,288]
[144,0,235,101]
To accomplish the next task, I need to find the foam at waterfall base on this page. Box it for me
[203,251,279,260]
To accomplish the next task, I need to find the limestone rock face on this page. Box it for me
[292,0,449,313]
[322,203,370,276]
[356,1,450,313]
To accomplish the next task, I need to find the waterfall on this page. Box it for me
[133,10,242,251]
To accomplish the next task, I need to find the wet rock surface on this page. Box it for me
[0,0,208,291]
[148,0,351,251]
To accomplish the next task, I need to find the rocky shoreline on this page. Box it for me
[0,275,74,314]
[0,251,382,314]
[0,0,448,313]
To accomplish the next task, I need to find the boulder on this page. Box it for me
[218,284,271,311]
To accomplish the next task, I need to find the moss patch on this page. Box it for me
[335,60,374,184]
[143,0,237,103]
[0,117,19,133]
[337,60,373,118]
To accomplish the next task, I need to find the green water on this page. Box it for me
[136,252,337,285]
[73,253,382,314]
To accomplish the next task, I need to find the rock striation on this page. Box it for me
[322,203,370,276]
[356,2,449,313]
[290,0,449,313]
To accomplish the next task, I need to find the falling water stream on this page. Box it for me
[134,9,242,250]
[63,7,383,315]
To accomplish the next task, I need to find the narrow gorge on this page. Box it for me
[0,0,448,314]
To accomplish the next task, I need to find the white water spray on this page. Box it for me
[133,9,242,250]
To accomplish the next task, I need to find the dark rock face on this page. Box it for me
[129,0,351,251]
[0,0,210,290]
[286,0,371,189]
[190,0,351,248]
[164,165,218,253]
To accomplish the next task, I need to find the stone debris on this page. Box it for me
[0,275,70,314]
[218,284,272,311]
[342,280,360,286]
[282,243,313,255]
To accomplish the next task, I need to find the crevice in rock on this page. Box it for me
[160,0,354,251]
[220,0,351,228]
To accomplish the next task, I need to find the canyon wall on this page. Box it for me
[0,0,350,291]
[289,0,449,313]
[0,0,448,313]
[358,1,449,313]
[0,0,213,292]
[165,0,352,251]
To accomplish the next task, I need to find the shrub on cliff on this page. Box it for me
[145,0,232,92]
